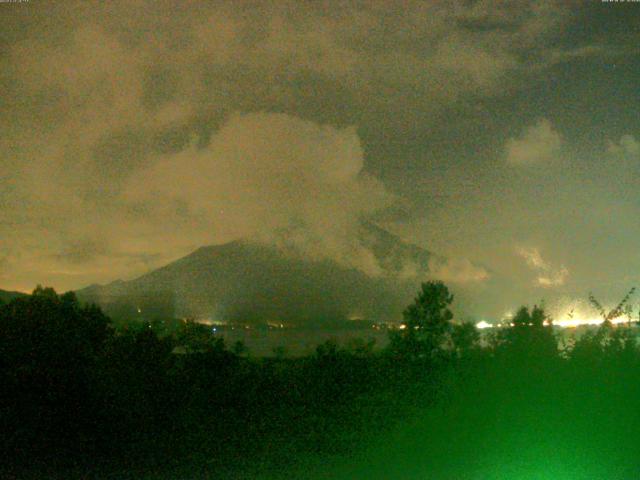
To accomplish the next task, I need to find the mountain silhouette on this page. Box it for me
[77,225,437,326]
[0,289,28,304]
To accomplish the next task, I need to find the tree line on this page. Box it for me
[1,282,639,479]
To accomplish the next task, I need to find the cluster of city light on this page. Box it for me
[552,315,632,328]
[475,320,493,329]
[476,311,635,330]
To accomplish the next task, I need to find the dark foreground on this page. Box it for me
[2,286,640,479]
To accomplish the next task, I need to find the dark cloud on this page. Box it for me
[1,0,639,319]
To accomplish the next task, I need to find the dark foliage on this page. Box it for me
[1,284,640,479]
[388,281,455,360]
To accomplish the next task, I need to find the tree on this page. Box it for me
[498,305,557,361]
[390,281,454,359]
[0,286,113,459]
[451,321,480,358]
[588,287,636,324]
[176,320,226,354]
[232,340,248,356]
[571,288,639,365]
[570,318,637,367]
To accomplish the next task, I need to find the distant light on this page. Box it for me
[476,320,493,329]
[399,324,407,330]
[553,316,630,328]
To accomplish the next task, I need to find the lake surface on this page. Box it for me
[205,323,623,357]
[212,328,391,356]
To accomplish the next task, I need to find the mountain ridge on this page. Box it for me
[76,225,445,325]
[0,289,29,303]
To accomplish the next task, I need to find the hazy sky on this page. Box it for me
[1,0,639,318]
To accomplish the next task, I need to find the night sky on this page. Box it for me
[1,0,639,320]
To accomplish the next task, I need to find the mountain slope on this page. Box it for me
[0,289,28,303]
[77,227,437,325]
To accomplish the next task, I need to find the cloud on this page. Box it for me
[0,111,395,289]
[517,246,550,270]
[545,45,607,65]
[516,246,568,287]
[0,0,580,291]
[505,119,563,165]
[607,134,640,158]
[428,257,490,284]
[0,0,572,136]
[120,112,395,276]
[537,267,569,287]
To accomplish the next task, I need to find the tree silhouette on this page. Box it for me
[451,321,480,358]
[176,320,226,354]
[589,287,636,323]
[498,305,557,361]
[390,281,454,359]
[0,286,114,461]
[232,340,248,356]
